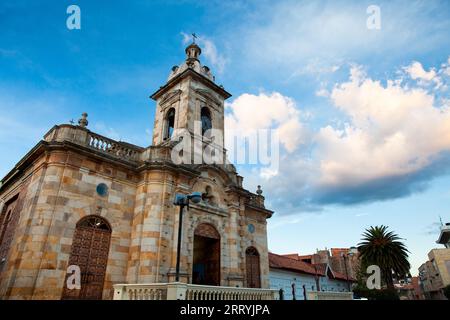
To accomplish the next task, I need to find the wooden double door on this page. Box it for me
[246,247,261,288]
[62,216,111,300]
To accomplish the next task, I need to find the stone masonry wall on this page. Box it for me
[0,150,138,299]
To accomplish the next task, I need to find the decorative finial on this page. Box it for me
[185,37,201,63]
[69,119,74,125]
[78,112,88,128]
[256,185,263,195]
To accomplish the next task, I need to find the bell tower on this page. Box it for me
[150,41,231,151]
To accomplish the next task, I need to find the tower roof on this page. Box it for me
[151,41,231,101]
[165,42,215,83]
[185,42,201,59]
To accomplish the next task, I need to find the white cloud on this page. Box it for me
[441,56,450,76]
[239,58,450,212]
[92,122,121,141]
[181,32,227,74]
[290,59,342,79]
[315,88,329,97]
[318,65,450,188]
[404,61,437,82]
[224,92,305,153]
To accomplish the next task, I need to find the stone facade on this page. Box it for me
[0,42,273,300]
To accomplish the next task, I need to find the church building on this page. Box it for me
[0,42,274,300]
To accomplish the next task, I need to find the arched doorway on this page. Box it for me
[192,223,220,286]
[246,247,261,288]
[62,215,111,300]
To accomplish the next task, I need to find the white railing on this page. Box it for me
[113,283,278,300]
[87,132,141,161]
[185,283,276,300]
[306,291,353,300]
[113,283,168,300]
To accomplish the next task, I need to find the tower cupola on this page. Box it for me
[185,43,201,61]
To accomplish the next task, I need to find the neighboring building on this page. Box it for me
[419,249,450,300]
[287,247,360,280]
[269,252,355,300]
[394,277,423,300]
[418,222,450,300]
[437,222,450,248]
[410,276,424,300]
[0,42,274,300]
[328,247,359,280]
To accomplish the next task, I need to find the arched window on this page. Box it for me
[77,215,111,231]
[165,108,175,139]
[201,107,212,135]
[0,195,20,270]
[0,210,12,249]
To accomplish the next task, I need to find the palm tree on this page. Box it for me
[358,225,410,288]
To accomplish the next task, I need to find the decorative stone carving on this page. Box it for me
[195,89,221,107]
[78,112,88,128]
[160,89,182,106]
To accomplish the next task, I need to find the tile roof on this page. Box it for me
[332,270,355,281]
[281,253,302,260]
[269,252,317,275]
[269,252,356,281]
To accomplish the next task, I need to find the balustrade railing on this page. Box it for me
[113,283,278,301]
[87,132,140,162]
[113,283,168,300]
[185,284,276,300]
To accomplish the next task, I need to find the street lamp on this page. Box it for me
[173,192,202,282]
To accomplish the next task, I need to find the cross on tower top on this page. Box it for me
[192,33,197,43]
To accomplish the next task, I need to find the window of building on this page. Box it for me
[0,195,19,268]
[201,107,212,135]
[96,183,108,197]
[0,210,12,248]
[165,108,175,139]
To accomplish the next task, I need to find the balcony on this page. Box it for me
[113,282,278,300]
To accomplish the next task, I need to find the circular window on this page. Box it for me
[96,183,108,197]
[247,223,255,234]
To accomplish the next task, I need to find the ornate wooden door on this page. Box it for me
[246,247,261,288]
[62,216,111,300]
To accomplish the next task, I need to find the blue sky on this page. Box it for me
[1,0,450,275]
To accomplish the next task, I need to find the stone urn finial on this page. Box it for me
[256,185,263,196]
[78,112,88,128]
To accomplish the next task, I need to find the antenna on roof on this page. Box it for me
[439,215,444,227]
